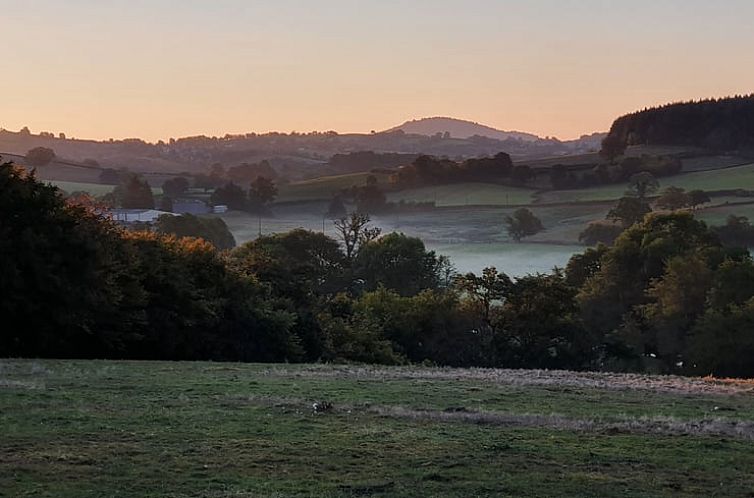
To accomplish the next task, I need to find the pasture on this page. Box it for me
[220,203,603,276]
[47,180,164,196]
[278,173,391,203]
[537,162,754,204]
[387,183,536,207]
[2,359,753,497]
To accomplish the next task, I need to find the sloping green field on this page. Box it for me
[538,162,754,204]
[48,180,163,196]
[278,173,391,202]
[2,359,753,497]
[278,174,536,206]
[388,183,536,207]
[48,180,118,196]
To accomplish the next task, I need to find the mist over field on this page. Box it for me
[4,1,754,496]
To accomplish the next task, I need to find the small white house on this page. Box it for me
[109,209,175,224]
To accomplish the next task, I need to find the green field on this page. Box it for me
[427,242,583,275]
[537,162,754,204]
[2,359,753,497]
[278,173,391,202]
[278,175,537,207]
[388,183,536,207]
[48,180,118,196]
[48,180,163,196]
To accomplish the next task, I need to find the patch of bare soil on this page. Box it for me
[261,365,754,396]
[368,405,754,440]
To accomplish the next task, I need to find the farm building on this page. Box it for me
[109,209,174,224]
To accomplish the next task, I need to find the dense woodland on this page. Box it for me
[602,95,754,158]
[3,159,754,377]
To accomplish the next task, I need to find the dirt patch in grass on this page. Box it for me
[218,394,754,440]
[259,365,754,396]
[369,405,754,440]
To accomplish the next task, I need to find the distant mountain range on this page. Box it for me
[387,117,542,142]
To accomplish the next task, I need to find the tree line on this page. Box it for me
[390,152,685,191]
[602,94,754,158]
[2,159,753,377]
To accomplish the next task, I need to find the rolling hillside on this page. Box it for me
[388,117,541,141]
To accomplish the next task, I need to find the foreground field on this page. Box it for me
[2,360,754,497]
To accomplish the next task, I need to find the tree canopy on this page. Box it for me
[5,158,754,377]
[154,214,236,250]
[505,208,543,242]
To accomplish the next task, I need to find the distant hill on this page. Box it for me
[602,95,754,157]
[387,117,541,142]
[1,119,604,185]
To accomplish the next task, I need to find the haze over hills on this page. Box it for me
[387,117,542,142]
[0,118,606,184]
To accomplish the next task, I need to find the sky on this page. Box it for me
[2,0,754,142]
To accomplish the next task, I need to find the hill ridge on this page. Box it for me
[386,116,542,142]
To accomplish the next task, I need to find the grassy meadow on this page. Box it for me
[537,162,754,204]
[2,359,753,497]
[278,173,391,203]
[387,183,536,207]
[47,180,164,197]
[220,203,598,276]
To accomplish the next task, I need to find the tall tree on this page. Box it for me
[211,182,247,211]
[505,208,543,242]
[114,174,155,209]
[162,177,190,198]
[627,172,659,199]
[334,212,381,261]
[354,233,444,296]
[248,176,278,211]
[606,197,651,228]
[454,267,512,325]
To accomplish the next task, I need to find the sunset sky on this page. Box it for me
[3,0,754,142]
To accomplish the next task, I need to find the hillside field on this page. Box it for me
[387,183,536,207]
[536,162,754,204]
[278,173,391,203]
[2,359,753,497]
[47,180,163,196]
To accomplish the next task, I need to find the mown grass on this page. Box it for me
[2,360,753,497]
